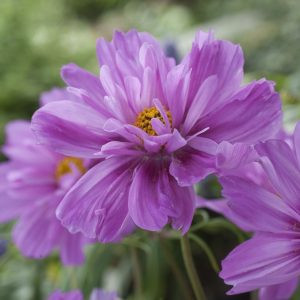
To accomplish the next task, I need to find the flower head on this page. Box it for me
[219,122,300,296]
[32,30,282,241]
[0,89,104,264]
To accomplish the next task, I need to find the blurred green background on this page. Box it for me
[1,0,300,299]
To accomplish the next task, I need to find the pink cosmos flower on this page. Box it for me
[0,89,102,264]
[196,130,298,299]
[219,122,300,297]
[0,118,89,264]
[31,29,282,242]
[197,148,299,299]
[48,289,118,300]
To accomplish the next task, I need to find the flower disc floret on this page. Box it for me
[134,106,172,136]
[55,157,86,180]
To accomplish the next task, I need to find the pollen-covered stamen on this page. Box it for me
[55,157,86,180]
[134,106,172,136]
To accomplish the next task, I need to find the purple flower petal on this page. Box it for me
[220,234,300,294]
[129,161,195,233]
[32,101,108,158]
[57,157,135,242]
[201,80,282,144]
[61,63,107,111]
[182,75,219,135]
[39,87,81,106]
[0,163,29,222]
[255,139,300,212]
[13,193,85,265]
[3,120,59,165]
[170,147,215,186]
[182,31,244,114]
[216,141,258,173]
[293,121,300,165]
[220,176,300,233]
[48,290,83,300]
[259,278,298,300]
[128,162,169,231]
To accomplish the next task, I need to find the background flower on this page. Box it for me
[0,89,99,265]
[48,289,118,300]
[219,122,300,298]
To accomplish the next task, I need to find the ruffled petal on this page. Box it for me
[6,167,56,200]
[259,278,298,300]
[293,121,300,166]
[216,141,258,174]
[96,30,173,88]
[59,230,86,266]
[167,184,195,234]
[31,101,108,158]
[164,129,187,153]
[220,176,300,233]
[57,158,135,242]
[129,161,195,233]
[188,136,218,155]
[39,87,81,106]
[97,30,174,113]
[165,65,191,127]
[255,139,300,212]
[99,140,142,157]
[61,63,107,112]
[182,75,219,135]
[220,234,300,294]
[0,163,29,222]
[13,193,86,265]
[170,147,215,186]
[3,120,58,166]
[179,31,244,117]
[201,80,282,144]
[128,162,168,231]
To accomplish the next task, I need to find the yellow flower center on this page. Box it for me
[55,157,86,180]
[134,106,172,136]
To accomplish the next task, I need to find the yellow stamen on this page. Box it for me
[134,106,172,136]
[55,157,86,180]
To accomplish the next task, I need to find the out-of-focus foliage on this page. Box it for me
[0,0,96,144]
[1,0,300,299]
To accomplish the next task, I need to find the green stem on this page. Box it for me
[251,290,258,300]
[189,233,220,273]
[190,217,245,243]
[180,235,206,300]
[131,247,142,298]
[160,238,193,300]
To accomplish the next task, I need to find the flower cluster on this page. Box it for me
[2,28,298,299]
